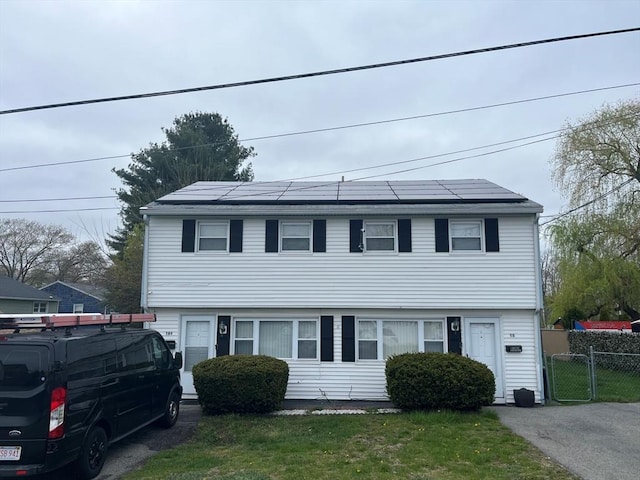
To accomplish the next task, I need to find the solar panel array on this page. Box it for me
[157,180,526,204]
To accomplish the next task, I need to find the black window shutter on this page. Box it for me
[435,218,449,252]
[349,220,363,252]
[313,219,326,253]
[229,220,243,252]
[341,316,355,362]
[446,317,462,355]
[265,220,279,252]
[398,218,412,252]
[181,219,196,252]
[320,316,334,362]
[216,316,231,356]
[485,218,500,252]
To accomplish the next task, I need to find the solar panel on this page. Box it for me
[156,179,526,204]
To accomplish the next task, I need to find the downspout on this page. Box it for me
[533,213,546,405]
[140,212,150,317]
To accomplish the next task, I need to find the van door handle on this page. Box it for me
[102,379,119,387]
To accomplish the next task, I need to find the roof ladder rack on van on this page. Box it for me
[0,313,156,333]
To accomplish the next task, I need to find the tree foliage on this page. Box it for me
[28,241,109,286]
[549,99,640,320]
[0,218,107,286]
[109,112,255,254]
[104,223,144,313]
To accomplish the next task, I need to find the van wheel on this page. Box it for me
[76,426,108,479]
[159,391,180,428]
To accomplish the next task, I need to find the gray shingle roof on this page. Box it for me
[0,276,58,301]
[40,281,106,301]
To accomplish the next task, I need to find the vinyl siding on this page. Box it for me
[502,311,543,404]
[151,307,541,404]
[145,216,538,310]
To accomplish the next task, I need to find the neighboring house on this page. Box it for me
[0,276,59,314]
[140,180,545,405]
[574,320,633,333]
[40,281,108,314]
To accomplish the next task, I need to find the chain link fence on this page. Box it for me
[591,350,640,402]
[546,348,640,403]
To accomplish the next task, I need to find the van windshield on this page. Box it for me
[0,345,50,390]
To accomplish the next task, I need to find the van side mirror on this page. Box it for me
[173,351,183,369]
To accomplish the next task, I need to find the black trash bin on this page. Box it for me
[513,388,535,407]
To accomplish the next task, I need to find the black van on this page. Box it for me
[0,323,182,479]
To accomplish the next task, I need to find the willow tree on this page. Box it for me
[549,99,640,320]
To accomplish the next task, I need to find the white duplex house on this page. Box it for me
[140,179,545,404]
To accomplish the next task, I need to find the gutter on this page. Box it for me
[140,214,150,312]
[532,214,546,405]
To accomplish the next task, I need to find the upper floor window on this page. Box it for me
[281,221,311,252]
[198,221,228,252]
[450,221,482,251]
[357,319,445,360]
[33,302,48,313]
[233,319,318,360]
[364,221,396,252]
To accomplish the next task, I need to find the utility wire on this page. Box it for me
[0,130,557,206]
[4,109,638,207]
[1,28,638,115]
[1,82,637,174]
[540,179,635,226]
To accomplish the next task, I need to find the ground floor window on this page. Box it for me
[33,302,47,313]
[233,319,318,360]
[357,318,445,360]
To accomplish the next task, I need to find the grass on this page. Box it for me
[124,410,579,480]
[546,356,640,402]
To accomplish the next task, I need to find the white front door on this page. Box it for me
[464,318,504,402]
[181,316,216,396]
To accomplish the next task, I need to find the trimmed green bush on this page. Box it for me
[385,352,495,411]
[568,331,640,372]
[192,355,289,414]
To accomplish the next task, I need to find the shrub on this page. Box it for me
[192,355,289,414]
[568,331,640,372]
[385,352,495,411]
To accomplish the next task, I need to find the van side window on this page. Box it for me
[68,338,118,381]
[119,337,154,371]
[0,346,49,388]
[151,336,172,369]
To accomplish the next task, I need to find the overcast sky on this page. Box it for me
[1,0,638,247]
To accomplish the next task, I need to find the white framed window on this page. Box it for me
[450,220,483,251]
[357,318,445,360]
[197,221,228,252]
[33,302,48,313]
[280,221,311,252]
[364,220,396,252]
[73,303,84,314]
[233,319,318,360]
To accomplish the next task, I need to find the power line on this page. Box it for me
[540,179,635,226]
[0,130,560,211]
[2,28,638,115]
[1,82,637,174]
[4,109,637,208]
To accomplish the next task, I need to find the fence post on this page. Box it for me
[589,345,597,400]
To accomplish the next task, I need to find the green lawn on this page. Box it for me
[125,410,579,480]
[546,356,640,402]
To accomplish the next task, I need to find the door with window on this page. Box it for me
[181,316,215,396]
[464,318,504,402]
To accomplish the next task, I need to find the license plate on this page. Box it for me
[0,446,21,461]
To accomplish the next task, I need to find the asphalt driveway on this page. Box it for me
[490,402,640,480]
[36,402,202,480]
